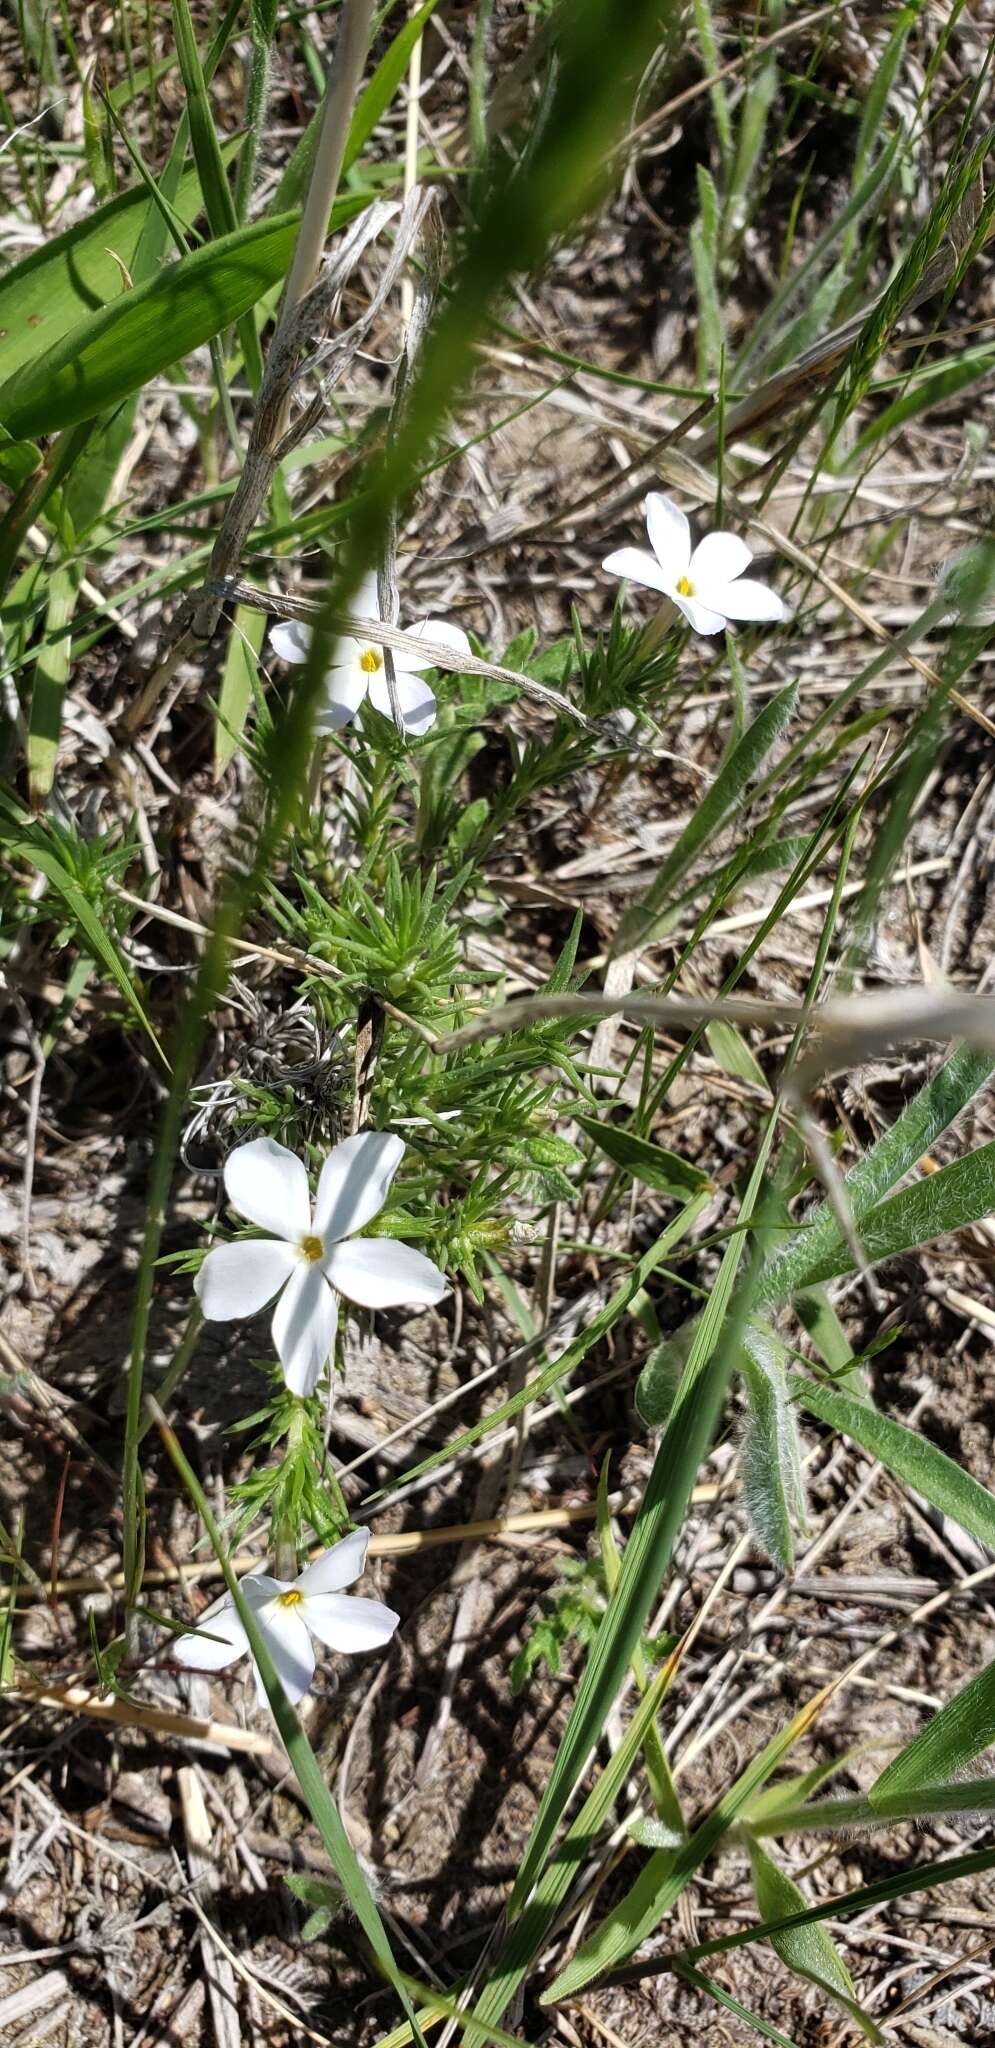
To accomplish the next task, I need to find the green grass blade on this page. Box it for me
[754,1777,995,1834]
[271,0,440,217]
[368,1189,711,1503]
[214,603,265,774]
[847,343,995,464]
[665,1841,995,1975]
[789,1372,995,1551]
[672,1962,805,2048]
[747,1836,882,2043]
[171,0,263,389]
[575,1116,711,1197]
[613,683,798,955]
[736,128,904,379]
[509,1121,779,1923]
[544,1678,833,2001]
[471,1660,678,2033]
[5,831,166,1066]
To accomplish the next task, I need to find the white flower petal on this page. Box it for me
[315,659,369,733]
[269,620,312,664]
[706,577,787,623]
[194,1237,298,1321]
[304,1591,400,1655]
[601,546,675,597]
[224,1136,311,1240]
[645,494,692,579]
[272,1262,338,1397]
[675,593,728,637]
[313,1131,405,1243]
[325,1236,447,1310]
[296,1528,370,1597]
[171,1596,249,1673]
[689,530,752,585]
[393,619,472,675]
[240,1574,293,1604]
[367,667,437,734]
[348,572,383,627]
[256,1602,315,1704]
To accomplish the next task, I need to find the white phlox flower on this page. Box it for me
[195,1131,447,1397]
[603,492,787,637]
[268,573,472,736]
[171,1528,398,1705]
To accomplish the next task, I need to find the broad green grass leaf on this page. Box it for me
[28,560,80,802]
[0,213,305,439]
[675,1842,995,1973]
[706,1017,767,1089]
[214,604,265,774]
[0,190,377,441]
[0,426,41,491]
[0,146,241,384]
[747,1837,882,2043]
[793,1286,858,1377]
[576,1115,711,1197]
[789,1372,995,1551]
[758,1044,995,1305]
[614,683,798,954]
[871,1654,995,1804]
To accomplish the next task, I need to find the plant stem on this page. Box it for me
[271,0,376,410]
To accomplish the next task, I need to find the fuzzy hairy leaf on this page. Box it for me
[741,1325,807,1571]
[758,1044,995,1306]
[790,1373,995,1553]
[871,1654,995,1804]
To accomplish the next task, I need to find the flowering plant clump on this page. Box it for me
[171,1529,397,1705]
[195,1131,447,1396]
[603,491,786,636]
[269,572,472,736]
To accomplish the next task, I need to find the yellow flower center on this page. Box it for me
[277,1588,304,1608]
[676,575,694,597]
[301,1233,324,1263]
[359,647,383,674]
